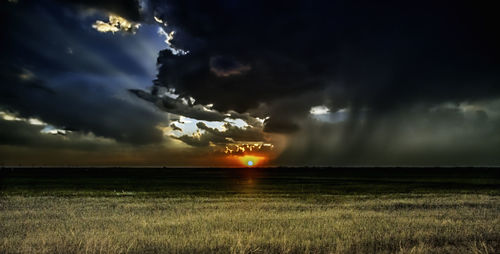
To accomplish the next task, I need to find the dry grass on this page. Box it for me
[1,194,498,253]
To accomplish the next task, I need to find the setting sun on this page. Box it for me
[238,155,265,167]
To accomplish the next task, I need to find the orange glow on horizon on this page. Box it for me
[236,155,267,167]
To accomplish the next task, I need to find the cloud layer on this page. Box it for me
[2,0,500,165]
[1,1,166,145]
[148,0,498,127]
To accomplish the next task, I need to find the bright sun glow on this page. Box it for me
[238,155,265,167]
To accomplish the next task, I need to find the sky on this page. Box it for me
[0,0,499,167]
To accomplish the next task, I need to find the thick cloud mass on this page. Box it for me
[2,0,500,165]
[150,0,498,131]
[125,0,500,165]
[174,122,266,147]
[0,1,166,145]
[276,102,500,166]
[58,0,142,21]
[0,67,164,145]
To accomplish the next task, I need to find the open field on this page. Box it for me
[1,168,499,253]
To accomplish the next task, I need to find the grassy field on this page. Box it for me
[1,168,499,253]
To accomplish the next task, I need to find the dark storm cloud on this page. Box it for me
[0,1,167,145]
[57,0,142,21]
[130,89,226,122]
[275,102,500,166]
[173,122,266,147]
[0,117,208,166]
[196,122,265,143]
[0,117,121,151]
[225,111,263,128]
[170,123,182,132]
[209,56,251,77]
[146,0,499,133]
[0,65,56,95]
[0,67,165,145]
[130,89,265,126]
[263,119,300,134]
[2,0,500,165]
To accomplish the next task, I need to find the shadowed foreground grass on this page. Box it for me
[0,168,499,253]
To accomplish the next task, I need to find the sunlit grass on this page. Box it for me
[1,194,498,253]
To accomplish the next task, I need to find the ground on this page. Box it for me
[0,168,499,253]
